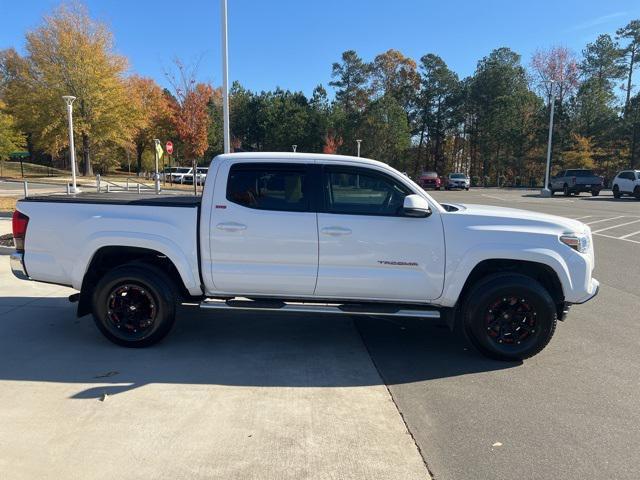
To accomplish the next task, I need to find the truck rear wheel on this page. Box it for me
[92,263,178,347]
[461,273,557,361]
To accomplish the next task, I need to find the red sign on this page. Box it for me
[166,141,174,155]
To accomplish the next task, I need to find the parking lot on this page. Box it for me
[0,188,638,479]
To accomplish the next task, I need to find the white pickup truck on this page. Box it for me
[10,152,599,360]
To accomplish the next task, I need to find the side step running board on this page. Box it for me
[199,298,440,319]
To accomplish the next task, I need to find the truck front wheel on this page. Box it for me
[91,263,178,347]
[461,273,557,361]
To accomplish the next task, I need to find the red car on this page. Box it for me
[418,171,441,190]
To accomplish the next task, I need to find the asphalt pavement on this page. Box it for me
[356,188,639,480]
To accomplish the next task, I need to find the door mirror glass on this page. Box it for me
[403,194,431,217]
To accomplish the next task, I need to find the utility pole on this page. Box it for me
[541,80,556,197]
[62,96,80,193]
[221,0,230,153]
[356,139,362,157]
[153,139,161,194]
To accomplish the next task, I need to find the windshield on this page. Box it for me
[421,172,437,178]
[174,168,191,173]
[567,170,594,177]
[450,173,466,179]
[197,168,208,173]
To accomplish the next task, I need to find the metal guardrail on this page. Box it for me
[96,175,156,194]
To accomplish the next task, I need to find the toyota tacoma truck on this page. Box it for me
[9,153,599,360]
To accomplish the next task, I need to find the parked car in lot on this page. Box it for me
[445,173,470,190]
[550,169,604,196]
[164,167,192,184]
[10,152,598,361]
[183,167,208,185]
[417,171,441,190]
[612,170,640,199]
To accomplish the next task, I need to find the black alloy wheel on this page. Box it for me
[462,273,557,361]
[92,263,178,347]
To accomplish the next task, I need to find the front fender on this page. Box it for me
[438,244,573,308]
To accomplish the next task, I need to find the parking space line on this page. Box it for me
[594,232,640,245]
[586,216,625,225]
[592,218,640,233]
[573,216,593,221]
[620,229,640,240]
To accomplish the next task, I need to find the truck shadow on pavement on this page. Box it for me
[0,297,517,399]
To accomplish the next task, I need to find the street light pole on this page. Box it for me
[356,139,362,157]
[153,138,161,194]
[221,0,231,154]
[62,96,80,194]
[541,80,556,197]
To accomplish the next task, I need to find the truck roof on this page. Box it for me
[214,152,392,170]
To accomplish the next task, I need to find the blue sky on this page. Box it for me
[2,0,640,96]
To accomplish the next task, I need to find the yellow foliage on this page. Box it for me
[0,3,133,165]
[0,100,26,159]
[561,134,595,170]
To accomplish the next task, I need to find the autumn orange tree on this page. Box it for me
[127,76,173,174]
[0,3,132,175]
[166,60,213,164]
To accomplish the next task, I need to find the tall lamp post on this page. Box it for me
[541,80,556,197]
[62,96,80,193]
[356,139,362,157]
[153,138,161,194]
[221,0,230,154]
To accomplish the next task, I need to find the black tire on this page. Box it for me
[634,187,640,200]
[613,185,621,199]
[563,184,570,196]
[465,187,470,191]
[461,273,557,361]
[92,263,179,347]
[591,189,600,197]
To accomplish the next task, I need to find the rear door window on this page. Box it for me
[227,163,310,212]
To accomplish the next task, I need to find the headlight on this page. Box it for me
[560,233,590,253]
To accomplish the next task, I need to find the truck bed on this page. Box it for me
[21,192,201,207]
[16,191,203,295]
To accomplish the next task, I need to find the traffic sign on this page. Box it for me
[166,141,173,155]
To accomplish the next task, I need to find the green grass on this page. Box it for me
[0,161,68,179]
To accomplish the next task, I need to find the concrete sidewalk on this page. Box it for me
[0,255,430,479]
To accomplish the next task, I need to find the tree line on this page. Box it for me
[0,4,639,186]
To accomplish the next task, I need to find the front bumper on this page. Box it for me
[10,251,29,280]
[572,278,600,304]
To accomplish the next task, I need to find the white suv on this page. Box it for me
[446,173,470,190]
[612,170,640,199]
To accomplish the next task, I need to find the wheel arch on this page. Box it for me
[455,259,565,318]
[77,246,194,317]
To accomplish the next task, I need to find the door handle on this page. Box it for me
[321,226,352,236]
[216,222,247,232]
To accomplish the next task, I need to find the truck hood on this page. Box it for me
[443,203,588,234]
